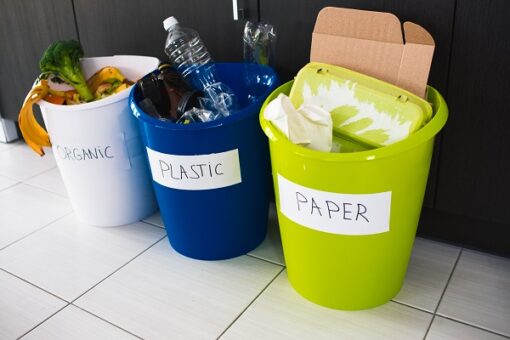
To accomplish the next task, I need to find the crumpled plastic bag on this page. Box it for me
[263,93,332,152]
[176,107,215,124]
[200,83,237,118]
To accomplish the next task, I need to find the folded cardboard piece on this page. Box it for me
[310,7,434,98]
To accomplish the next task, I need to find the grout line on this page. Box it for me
[216,267,286,339]
[21,179,69,199]
[139,219,166,232]
[0,141,24,154]
[0,173,21,192]
[71,304,144,339]
[0,146,19,154]
[3,226,165,339]
[0,181,19,193]
[21,166,58,182]
[246,253,285,267]
[0,173,20,182]
[431,314,510,339]
[434,247,463,314]
[70,235,167,304]
[0,212,73,252]
[140,218,165,229]
[423,248,464,339]
[390,299,434,315]
[423,315,437,340]
[0,268,70,303]
[16,303,71,340]
[21,168,69,198]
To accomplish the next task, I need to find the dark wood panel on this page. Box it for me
[260,0,382,82]
[436,0,510,224]
[418,208,510,257]
[380,1,454,208]
[260,0,455,208]
[74,0,258,64]
[0,0,78,120]
[380,0,454,95]
[260,0,454,92]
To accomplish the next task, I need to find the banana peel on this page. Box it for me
[113,82,130,94]
[19,67,132,156]
[18,80,51,156]
[87,66,125,95]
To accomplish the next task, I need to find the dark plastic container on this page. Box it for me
[130,63,279,260]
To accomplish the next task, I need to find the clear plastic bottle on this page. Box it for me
[163,16,236,117]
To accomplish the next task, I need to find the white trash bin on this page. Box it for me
[39,56,159,226]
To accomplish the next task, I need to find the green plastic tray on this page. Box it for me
[289,62,432,148]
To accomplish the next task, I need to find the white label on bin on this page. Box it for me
[146,147,242,190]
[278,174,391,235]
[52,134,130,169]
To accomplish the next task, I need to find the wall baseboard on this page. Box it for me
[0,118,18,143]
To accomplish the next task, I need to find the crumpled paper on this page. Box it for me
[263,93,332,152]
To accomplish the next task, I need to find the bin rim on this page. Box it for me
[38,55,160,112]
[259,81,448,162]
[129,62,279,131]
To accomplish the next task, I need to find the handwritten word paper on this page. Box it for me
[278,174,391,235]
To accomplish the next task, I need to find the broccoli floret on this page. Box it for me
[39,40,94,102]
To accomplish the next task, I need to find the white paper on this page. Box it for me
[263,93,332,152]
[278,174,391,235]
[146,147,242,190]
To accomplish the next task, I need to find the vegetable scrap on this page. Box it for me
[18,40,134,156]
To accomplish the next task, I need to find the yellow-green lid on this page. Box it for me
[289,62,433,148]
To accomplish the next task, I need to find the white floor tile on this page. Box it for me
[0,143,56,181]
[0,184,72,249]
[248,203,285,265]
[0,215,165,301]
[3,141,509,339]
[393,238,461,312]
[142,211,164,228]
[23,305,138,340]
[24,168,68,197]
[437,250,510,336]
[75,239,282,340]
[0,140,23,152]
[0,270,66,339]
[220,270,433,340]
[426,316,507,340]
[0,183,71,219]
[0,175,17,191]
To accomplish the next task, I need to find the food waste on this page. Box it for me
[18,40,134,156]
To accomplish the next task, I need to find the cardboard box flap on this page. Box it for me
[396,22,435,96]
[403,22,434,45]
[314,7,403,43]
[310,7,435,98]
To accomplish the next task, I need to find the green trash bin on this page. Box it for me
[260,81,448,310]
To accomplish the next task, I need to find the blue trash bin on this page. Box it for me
[130,63,279,260]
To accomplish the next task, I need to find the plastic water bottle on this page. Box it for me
[163,16,236,116]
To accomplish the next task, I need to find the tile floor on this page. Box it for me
[1,142,509,340]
